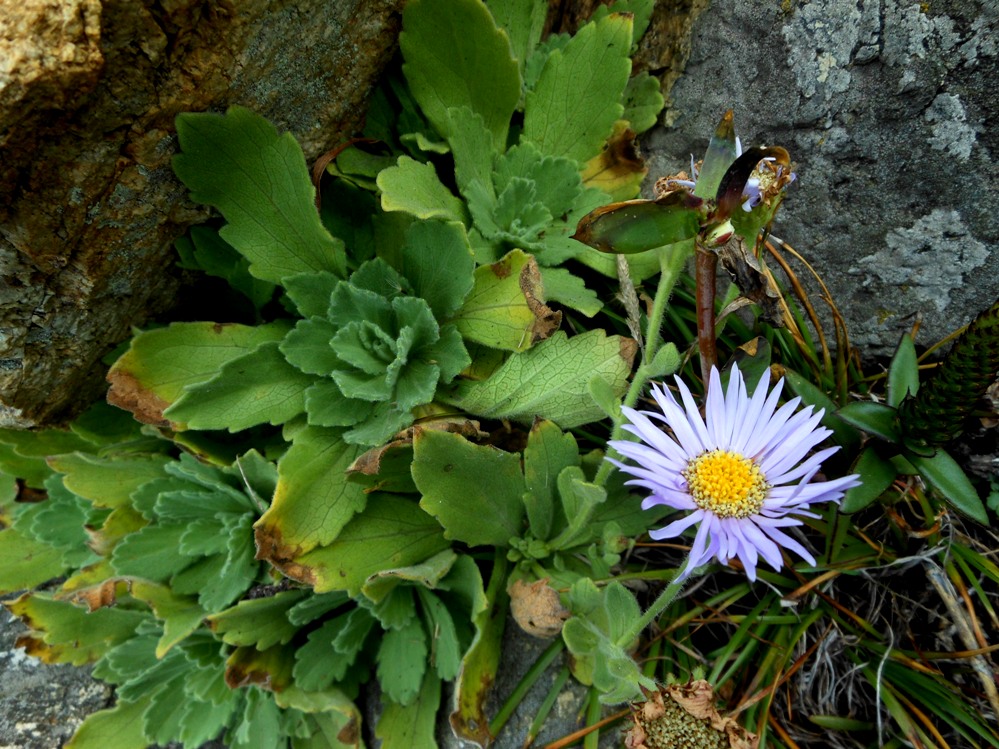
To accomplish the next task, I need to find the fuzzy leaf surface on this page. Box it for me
[445,330,636,428]
[522,13,632,163]
[293,494,450,595]
[173,106,346,282]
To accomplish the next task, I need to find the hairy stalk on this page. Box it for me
[595,247,691,486]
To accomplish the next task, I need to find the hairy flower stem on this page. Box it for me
[695,243,718,384]
[595,247,692,487]
[615,562,690,649]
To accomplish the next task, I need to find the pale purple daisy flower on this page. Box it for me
[608,364,860,582]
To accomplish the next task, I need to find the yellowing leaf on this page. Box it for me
[452,250,560,352]
[254,427,368,563]
[107,322,289,429]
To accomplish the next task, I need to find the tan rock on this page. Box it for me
[0,0,403,426]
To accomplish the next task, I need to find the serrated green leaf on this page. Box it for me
[0,442,52,488]
[293,494,450,595]
[487,0,546,80]
[49,452,171,509]
[282,271,342,318]
[623,72,664,133]
[412,429,525,547]
[445,330,637,428]
[416,588,463,680]
[452,249,556,352]
[592,0,654,43]
[446,107,495,201]
[293,614,357,690]
[377,156,468,223]
[401,0,520,146]
[888,333,920,408]
[304,379,372,428]
[376,669,441,748]
[255,426,367,557]
[523,13,633,163]
[111,523,191,581]
[334,607,377,661]
[15,476,97,568]
[365,586,418,631]
[280,317,342,376]
[907,448,988,523]
[64,694,153,749]
[173,106,346,282]
[228,687,284,749]
[107,321,289,428]
[376,617,428,706]
[165,341,313,431]
[0,426,94,459]
[0,528,67,594]
[538,266,602,317]
[177,696,238,748]
[523,420,579,541]
[399,220,475,320]
[841,447,899,513]
[208,589,309,649]
[5,592,148,666]
[362,549,458,604]
[126,580,207,658]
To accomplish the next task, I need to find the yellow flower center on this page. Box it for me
[682,450,769,518]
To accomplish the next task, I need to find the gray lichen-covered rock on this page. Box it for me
[0,0,404,428]
[0,604,112,749]
[644,0,998,352]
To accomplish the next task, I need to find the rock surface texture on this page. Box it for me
[0,0,404,428]
[644,0,998,353]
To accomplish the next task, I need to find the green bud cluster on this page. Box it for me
[900,296,999,446]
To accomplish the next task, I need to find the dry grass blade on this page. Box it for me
[924,562,999,719]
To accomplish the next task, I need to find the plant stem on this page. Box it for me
[594,246,692,487]
[695,242,718,383]
[615,562,690,649]
[644,244,691,366]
